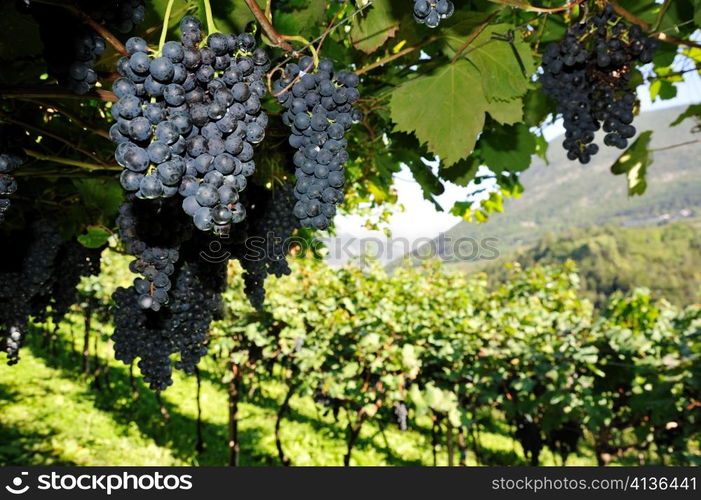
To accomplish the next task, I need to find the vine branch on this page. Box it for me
[518,0,586,13]
[0,88,118,102]
[609,1,701,50]
[31,0,127,56]
[22,99,111,140]
[650,138,701,153]
[0,112,107,165]
[653,0,672,32]
[243,0,293,52]
[23,149,119,172]
[203,0,218,35]
[356,38,437,76]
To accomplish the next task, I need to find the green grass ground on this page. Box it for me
[0,317,598,466]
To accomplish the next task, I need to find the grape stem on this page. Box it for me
[517,0,586,13]
[650,138,701,153]
[242,0,293,52]
[653,0,672,32]
[23,149,120,172]
[0,88,118,102]
[158,0,178,52]
[280,36,319,67]
[356,38,437,76]
[203,0,218,35]
[609,1,701,50]
[30,0,127,56]
[143,4,192,41]
[21,99,111,140]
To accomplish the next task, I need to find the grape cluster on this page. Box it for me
[111,16,269,234]
[0,217,104,365]
[412,0,455,28]
[540,4,658,163]
[26,1,145,95]
[80,0,146,34]
[0,152,24,223]
[235,183,300,309]
[112,259,224,390]
[48,241,103,322]
[0,220,62,364]
[394,402,408,431]
[64,28,105,95]
[274,57,360,230]
[116,200,191,311]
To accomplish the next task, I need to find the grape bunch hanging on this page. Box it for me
[540,4,659,163]
[0,219,102,365]
[111,16,269,234]
[273,57,361,230]
[25,0,145,95]
[0,126,27,223]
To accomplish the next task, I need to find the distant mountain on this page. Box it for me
[402,105,701,269]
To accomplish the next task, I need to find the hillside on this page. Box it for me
[430,105,701,263]
[481,219,701,307]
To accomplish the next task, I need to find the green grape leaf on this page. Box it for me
[350,0,401,54]
[72,179,123,223]
[77,225,112,249]
[454,24,535,102]
[487,97,523,125]
[440,156,481,186]
[611,131,653,196]
[481,123,536,173]
[650,79,678,101]
[274,0,326,36]
[670,104,701,126]
[390,60,487,166]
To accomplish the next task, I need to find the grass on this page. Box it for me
[0,316,598,466]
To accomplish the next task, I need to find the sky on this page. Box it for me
[331,60,701,254]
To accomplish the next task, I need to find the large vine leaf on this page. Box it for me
[350,0,401,54]
[390,133,445,208]
[204,0,257,35]
[274,0,326,36]
[390,60,488,167]
[72,179,123,221]
[463,24,536,102]
[611,131,654,196]
[487,98,523,125]
[480,123,536,174]
[440,156,481,186]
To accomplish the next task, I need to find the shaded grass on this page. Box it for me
[0,316,598,466]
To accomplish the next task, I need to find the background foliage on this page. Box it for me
[0,0,700,467]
